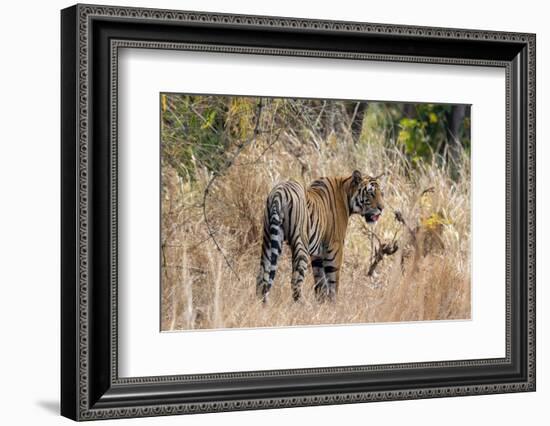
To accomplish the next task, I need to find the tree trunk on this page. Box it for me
[402,103,416,118]
[446,104,467,168]
[348,101,368,144]
[325,101,337,140]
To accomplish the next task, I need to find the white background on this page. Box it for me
[0,0,547,425]
[119,50,506,376]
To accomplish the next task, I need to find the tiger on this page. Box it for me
[256,170,384,303]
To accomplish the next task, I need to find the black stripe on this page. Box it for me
[309,218,318,243]
[324,251,338,262]
[312,259,323,268]
[287,199,294,232]
[270,239,281,251]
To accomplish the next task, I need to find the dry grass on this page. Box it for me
[160,124,471,331]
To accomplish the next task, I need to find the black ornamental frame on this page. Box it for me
[61,3,536,421]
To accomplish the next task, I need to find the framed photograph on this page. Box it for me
[61,4,536,421]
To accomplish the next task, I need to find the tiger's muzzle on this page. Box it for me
[364,207,383,224]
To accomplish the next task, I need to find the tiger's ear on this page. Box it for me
[352,170,362,185]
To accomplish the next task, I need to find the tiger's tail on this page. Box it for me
[256,190,284,302]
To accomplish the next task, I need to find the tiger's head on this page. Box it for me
[348,170,385,224]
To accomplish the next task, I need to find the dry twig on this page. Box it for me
[367,241,399,276]
[362,222,400,277]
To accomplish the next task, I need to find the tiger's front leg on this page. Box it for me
[323,245,343,302]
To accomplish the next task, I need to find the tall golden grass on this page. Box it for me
[160,107,471,331]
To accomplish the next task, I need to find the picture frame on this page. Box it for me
[61,3,536,421]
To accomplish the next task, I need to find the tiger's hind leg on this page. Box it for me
[323,245,343,302]
[312,255,328,302]
[290,239,309,302]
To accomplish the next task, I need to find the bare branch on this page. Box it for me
[367,241,399,276]
[233,102,307,167]
[361,221,400,277]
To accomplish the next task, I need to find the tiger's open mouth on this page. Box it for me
[364,212,381,223]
